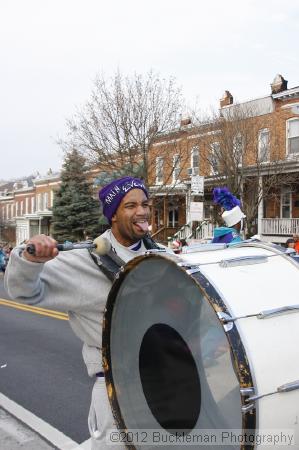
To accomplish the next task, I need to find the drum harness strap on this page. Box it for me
[89,234,161,378]
[88,233,161,283]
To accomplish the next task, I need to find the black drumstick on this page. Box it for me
[26,241,97,254]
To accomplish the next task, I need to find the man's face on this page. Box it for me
[111,189,150,246]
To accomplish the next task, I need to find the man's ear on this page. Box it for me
[111,213,117,224]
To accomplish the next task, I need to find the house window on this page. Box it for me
[191,147,199,175]
[258,129,270,162]
[287,119,299,154]
[210,142,220,174]
[155,157,164,184]
[204,204,212,219]
[168,207,179,227]
[172,154,181,183]
[233,133,244,166]
[281,187,292,218]
[50,190,54,207]
[31,197,35,213]
[154,208,163,228]
[43,193,49,210]
[37,194,42,211]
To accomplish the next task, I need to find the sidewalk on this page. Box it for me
[0,407,55,450]
[0,396,91,450]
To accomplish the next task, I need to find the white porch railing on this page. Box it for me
[195,221,215,240]
[262,218,299,235]
[174,221,215,241]
[173,223,193,240]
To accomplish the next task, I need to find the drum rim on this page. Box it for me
[190,269,256,436]
[102,253,256,447]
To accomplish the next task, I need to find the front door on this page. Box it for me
[168,207,178,227]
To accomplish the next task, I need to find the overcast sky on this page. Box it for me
[1,0,299,180]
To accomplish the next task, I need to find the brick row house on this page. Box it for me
[0,168,105,246]
[0,171,60,245]
[148,118,209,242]
[148,75,299,244]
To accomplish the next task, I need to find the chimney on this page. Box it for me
[180,117,192,127]
[271,74,288,94]
[220,91,233,108]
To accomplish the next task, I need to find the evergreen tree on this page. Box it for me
[52,149,102,242]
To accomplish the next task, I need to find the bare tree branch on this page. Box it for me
[59,70,184,187]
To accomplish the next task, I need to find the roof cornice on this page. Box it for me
[272,86,299,100]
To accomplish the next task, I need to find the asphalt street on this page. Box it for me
[0,275,93,444]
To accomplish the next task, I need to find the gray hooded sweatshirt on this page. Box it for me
[4,229,147,377]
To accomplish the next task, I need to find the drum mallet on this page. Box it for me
[26,236,114,257]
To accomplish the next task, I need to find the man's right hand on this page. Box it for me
[22,234,59,263]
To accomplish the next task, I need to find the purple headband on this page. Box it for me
[99,176,148,223]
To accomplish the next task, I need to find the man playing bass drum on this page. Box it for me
[5,176,160,450]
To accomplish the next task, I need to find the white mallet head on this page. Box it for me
[93,236,112,255]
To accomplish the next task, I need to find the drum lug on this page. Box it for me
[241,403,255,414]
[240,387,255,397]
[217,312,234,331]
[240,388,256,414]
[219,255,268,268]
[186,266,201,274]
[144,248,167,254]
[177,262,201,274]
[257,305,299,319]
[245,379,299,403]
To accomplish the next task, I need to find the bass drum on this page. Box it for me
[102,242,299,449]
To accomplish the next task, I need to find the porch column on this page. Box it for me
[163,196,167,241]
[151,199,156,233]
[257,176,263,236]
[186,188,191,224]
[26,218,30,242]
